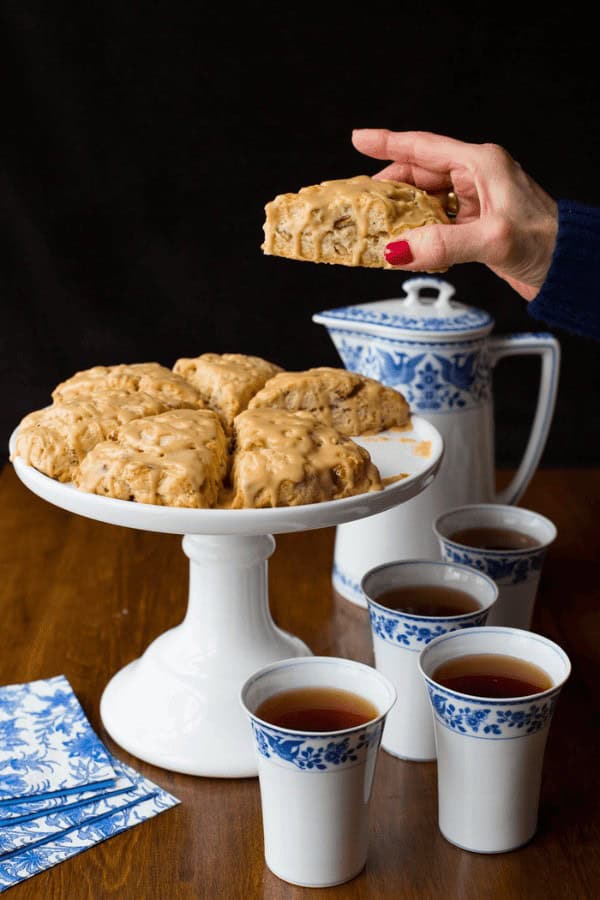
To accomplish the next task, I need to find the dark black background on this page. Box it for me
[1,6,598,464]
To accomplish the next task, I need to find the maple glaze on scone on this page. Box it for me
[14,356,412,509]
[249,367,410,436]
[12,391,168,482]
[229,408,382,508]
[74,409,228,508]
[173,353,282,429]
[52,362,202,410]
[262,175,449,268]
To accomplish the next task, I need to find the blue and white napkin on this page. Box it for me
[0,676,115,803]
[0,676,179,892]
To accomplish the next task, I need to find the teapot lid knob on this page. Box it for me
[401,277,456,312]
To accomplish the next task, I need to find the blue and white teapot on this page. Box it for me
[313,277,560,607]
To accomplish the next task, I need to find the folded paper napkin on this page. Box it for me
[0,676,179,892]
[0,675,116,803]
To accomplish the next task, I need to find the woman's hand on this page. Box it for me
[352,129,558,301]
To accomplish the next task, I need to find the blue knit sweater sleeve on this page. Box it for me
[528,199,600,339]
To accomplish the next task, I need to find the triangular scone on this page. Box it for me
[248,367,409,436]
[229,408,382,508]
[262,175,449,268]
[73,409,228,508]
[52,362,202,410]
[12,391,168,482]
[173,353,283,429]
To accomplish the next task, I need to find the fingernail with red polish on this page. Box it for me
[385,240,413,266]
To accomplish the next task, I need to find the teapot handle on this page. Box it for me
[489,333,561,505]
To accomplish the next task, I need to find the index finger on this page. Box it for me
[352,129,478,171]
[373,161,453,192]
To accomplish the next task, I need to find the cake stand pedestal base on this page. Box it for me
[100,533,310,778]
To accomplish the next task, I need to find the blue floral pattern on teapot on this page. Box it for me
[330,332,491,413]
[320,304,492,333]
[314,277,495,415]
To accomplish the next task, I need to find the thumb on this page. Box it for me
[385,222,488,270]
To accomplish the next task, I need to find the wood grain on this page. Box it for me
[0,465,599,899]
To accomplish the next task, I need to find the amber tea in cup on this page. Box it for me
[449,527,540,551]
[362,560,497,760]
[255,686,379,732]
[241,657,396,887]
[375,584,480,617]
[435,504,557,630]
[419,626,570,853]
[432,653,553,698]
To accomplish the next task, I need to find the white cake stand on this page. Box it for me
[9,418,443,778]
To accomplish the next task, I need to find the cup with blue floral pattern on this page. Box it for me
[418,626,570,853]
[434,504,557,630]
[240,656,395,888]
[362,560,497,761]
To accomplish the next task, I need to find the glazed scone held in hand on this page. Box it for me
[172,353,282,428]
[13,391,168,482]
[53,362,202,410]
[74,409,228,508]
[229,408,382,509]
[262,175,450,268]
[249,367,410,436]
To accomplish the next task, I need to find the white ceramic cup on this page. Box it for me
[240,656,396,888]
[362,561,497,761]
[419,626,571,853]
[434,504,557,630]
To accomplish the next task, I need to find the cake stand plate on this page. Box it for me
[10,417,443,777]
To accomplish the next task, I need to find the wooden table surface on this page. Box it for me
[1,464,599,899]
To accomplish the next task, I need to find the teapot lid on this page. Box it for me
[313,277,494,339]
